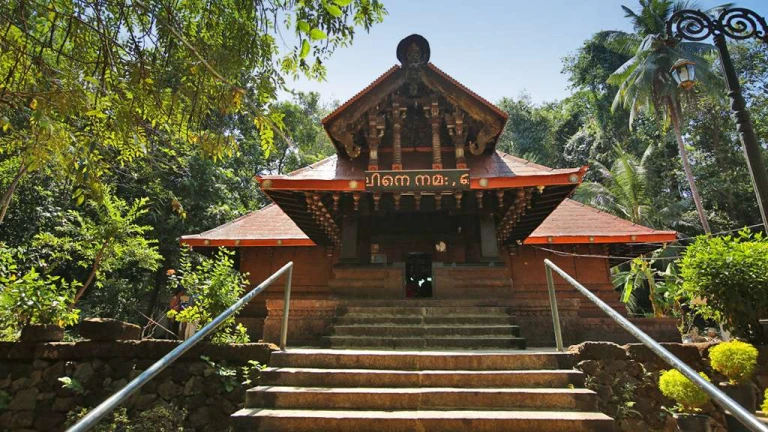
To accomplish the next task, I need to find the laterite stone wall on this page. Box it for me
[0,341,275,431]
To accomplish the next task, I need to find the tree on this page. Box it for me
[600,0,724,233]
[0,0,385,223]
[167,247,250,343]
[32,191,162,307]
[575,145,688,230]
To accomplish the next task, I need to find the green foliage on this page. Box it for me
[0,246,80,333]
[601,0,720,125]
[167,248,250,344]
[762,389,768,413]
[32,191,161,306]
[58,376,85,395]
[0,0,385,216]
[575,146,654,226]
[708,340,759,384]
[200,356,264,392]
[65,403,184,431]
[597,0,729,234]
[679,229,768,342]
[658,369,711,413]
[66,406,131,432]
[131,403,186,432]
[0,390,11,410]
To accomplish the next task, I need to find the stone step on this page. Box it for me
[231,409,615,432]
[331,324,521,337]
[334,315,518,326]
[245,386,599,411]
[326,335,527,350]
[340,299,506,307]
[260,367,585,388]
[341,306,510,316]
[270,350,570,370]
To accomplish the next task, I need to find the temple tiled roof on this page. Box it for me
[180,204,313,247]
[322,65,401,124]
[321,63,508,126]
[525,199,677,244]
[260,151,582,182]
[181,198,676,248]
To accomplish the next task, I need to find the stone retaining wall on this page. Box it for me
[0,341,276,431]
[569,341,768,432]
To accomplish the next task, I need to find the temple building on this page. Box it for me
[182,35,678,348]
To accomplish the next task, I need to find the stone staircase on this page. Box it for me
[324,302,527,350]
[231,349,615,431]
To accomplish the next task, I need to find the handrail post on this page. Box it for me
[279,263,293,351]
[545,264,565,352]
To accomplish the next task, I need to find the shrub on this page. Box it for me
[0,246,80,336]
[132,403,185,431]
[763,389,768,413]
[679,229,768,342]
[65,406,130,431]
[659,369,711,413]
[709,340,758,384]
[167,247,250,344]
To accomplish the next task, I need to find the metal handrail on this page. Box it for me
[67,261,295,432]
[544,258,768,432]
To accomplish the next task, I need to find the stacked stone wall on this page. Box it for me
[0,341,275,431]
[570,341,768,431]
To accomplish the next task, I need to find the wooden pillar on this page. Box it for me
[448,110,467,169]
[425,94,442,169]
[366,110,385,171]
[391,97,406,170]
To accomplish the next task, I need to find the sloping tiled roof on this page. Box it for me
[322,65,401,124]
[181,198,676,248]
[525,199,677,244]
[180,204,314,247]
[259,151,583,182]
[321,63,509,126]
[426,63,508,119]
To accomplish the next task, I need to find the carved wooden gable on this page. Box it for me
[322,34,508,171]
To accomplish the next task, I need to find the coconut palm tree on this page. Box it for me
[599,0,727,234]
[574,144,693,231]
[575,146,654,226]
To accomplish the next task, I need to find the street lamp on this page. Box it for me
[667,8,768,231]
[670,59,696,90]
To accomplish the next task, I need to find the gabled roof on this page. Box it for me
[180,204,314,247]
[525,199,677,244]
[321,63,508,125]
[322,65,401,125]
[181,198,677,251]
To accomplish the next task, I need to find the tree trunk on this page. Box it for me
[0,163,28,225]
[72,240,109,307]
[669,102,711,234]
[145,267,165,327]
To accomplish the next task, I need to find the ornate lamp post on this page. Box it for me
[667,8,768,231]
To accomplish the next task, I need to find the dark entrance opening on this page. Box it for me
[405,253,432,298]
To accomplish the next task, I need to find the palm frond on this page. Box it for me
[596,30,642,56]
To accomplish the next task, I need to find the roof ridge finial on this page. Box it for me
[396,34,430,68]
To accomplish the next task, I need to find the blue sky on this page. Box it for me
[286,0,768,106]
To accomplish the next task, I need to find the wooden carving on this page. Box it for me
[366,110,386,171]
[446,109,468,168]
[390,95,407,170]
[424,93,442,169]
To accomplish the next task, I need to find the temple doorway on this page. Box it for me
[405,253,432,298]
